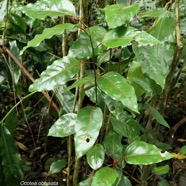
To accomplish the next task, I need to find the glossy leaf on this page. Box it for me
[75,106,103,159]
[102,26,160,48]
[54,85,76,113]
[21,23,74,54]
[118,176,132,186]
[48,113,76,137]
[111,117,140,141]
[78,176,93,186]
[21,0,76,19]
[29,56,80,92]
[135,31,161,46]
[153,165,170,175]
[91,167,118,186]
[63,77,94,93]
[86,144,105,170]
[149,12,175,42]
[0,126,23,183]
[104,131,124,160]
[97,71,138,113]
[127,60,149,97]
[69,26,107,60]
[102,26,136,48]
[132,44,166,90]
[48,159,66,174]
[147,104,170,128]
[124,141,173,165]
[105,3,139,28]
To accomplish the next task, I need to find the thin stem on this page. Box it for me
[73,0,88,185]
[0,92,36,125]
[88,33,98,105]
[4,48,59,113]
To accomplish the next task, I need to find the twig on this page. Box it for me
[4,47,60,113]
[161,0,184,111]
[170,117,186,138]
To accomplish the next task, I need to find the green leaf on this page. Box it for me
[21,0,76,19]
[149,12,175,42]
[124,141,173,165]
[157,179,169,186]
[105,3,139,28]
[134,31,161,46]
[21,23,74,54]
[63,77,94,93]
[147,104,170,128]
[153,165,170,175]
[0,0,8,22]
[102,26,136,48]
[104,131,124,160]
[86,144,105,170]
[0,126,23,183]
[75,106,103,159]
[132,44,166,90]
[128,61,149,97]
[97,71,138,113]
[48,113,76,137]
[78,176,93,186]
[91,167,118,186]
[102,26,161,48]
[69,26,107,60]
[138,10,167,18]
[111,117,140,141]
[54,85,75,113]
[29,56,80,92]
[118,176,132,186]
[180,146,186,154]
[48,159,66,174]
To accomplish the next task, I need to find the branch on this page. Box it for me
[161,0,184,111]
[4,47,60,113]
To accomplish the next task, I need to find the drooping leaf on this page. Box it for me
[105,3,139,28]
[147,104,170,128]
[29,56,80,92]
[124,141,173,165]
[86,144,105,170]
[0,125,23,184]
[21,23,74,54]
[48,159,66,174]
[104,130,124,160]
[21,0,76,19]
[153,165,170,175]
[111,117,140,141]
[48,113,77,137]
[69,26,107,60]
[132,43,166,90]
[149,12,175,42]
[75,106,103,159]
[91,167,118,186]
[54,85,76,113]
[97,71,138,113]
